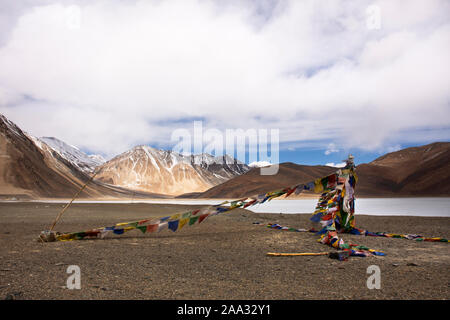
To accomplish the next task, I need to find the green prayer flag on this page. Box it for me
[182,212,191,219]
[189,216,199,225]
[137,226,147,234]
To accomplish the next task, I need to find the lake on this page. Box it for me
[248,198,450,217]
[18,197,450,217]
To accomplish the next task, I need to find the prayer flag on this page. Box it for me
[168,220,179,232]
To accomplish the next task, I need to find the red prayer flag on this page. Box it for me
[198,214,209,224]
[285,186,298,198]
[146,224,158,233]
[243,199,257,208]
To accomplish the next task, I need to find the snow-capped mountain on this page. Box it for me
[95,145,249,196]
[190,153,248,178]
[248,161,272,168]
[39,137,106,173]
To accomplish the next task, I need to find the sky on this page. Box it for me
[0,0,449,166]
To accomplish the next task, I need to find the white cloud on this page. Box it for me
[326,162,346,168]
[0,0,449,157]
[249,161,272,168]
[324,143,339,155]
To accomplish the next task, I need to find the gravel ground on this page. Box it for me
[0,202,449,300]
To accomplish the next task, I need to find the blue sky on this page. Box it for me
[0,0,449,166]
[279,144,400,166]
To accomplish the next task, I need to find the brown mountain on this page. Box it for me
[356,142,450,196]
[184,162,336,199]
[184,142,450,199]
[0,114,162,199]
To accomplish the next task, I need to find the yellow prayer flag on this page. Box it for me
[314,178,324,193]
[115,222,130,227]
[179,218,189,230]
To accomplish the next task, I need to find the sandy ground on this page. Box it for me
[0,202,449,300]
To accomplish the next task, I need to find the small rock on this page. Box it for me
[392,263,400,267]
[407,262,418,267]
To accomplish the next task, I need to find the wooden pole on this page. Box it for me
[266,252,329,257]
[48,170,99,231]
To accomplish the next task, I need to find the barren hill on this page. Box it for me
[356,142,450,196]
[184,162,336,199]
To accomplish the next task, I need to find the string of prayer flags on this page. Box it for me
[51,204,221,241]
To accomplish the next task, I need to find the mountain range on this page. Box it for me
[186,142,450,198]
[0,114,162,199]
[94,146,248,195]
[0,113,448,199]
[0,114,248,199]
